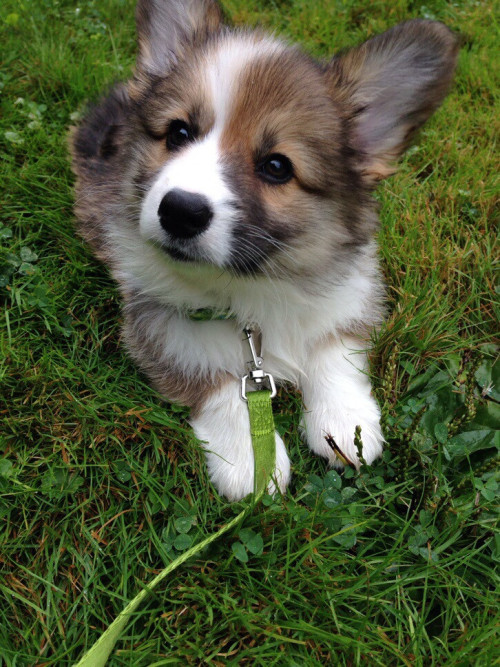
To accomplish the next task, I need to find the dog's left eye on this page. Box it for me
[257,154,294,185]
[166,120,195,151]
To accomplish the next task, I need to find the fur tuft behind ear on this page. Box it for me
[134,0,224,82]
[328,20,459,185]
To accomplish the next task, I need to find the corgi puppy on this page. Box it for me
[71,0,458,500]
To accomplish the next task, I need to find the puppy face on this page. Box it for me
[134,35,357,280]
[116,1,458,282]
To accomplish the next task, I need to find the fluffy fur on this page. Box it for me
[71,0,458,501]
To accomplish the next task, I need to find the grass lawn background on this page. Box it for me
[0,0,498,664]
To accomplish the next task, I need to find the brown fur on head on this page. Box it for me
[72,2,458,283]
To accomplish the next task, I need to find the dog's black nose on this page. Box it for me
[158,189,213,239]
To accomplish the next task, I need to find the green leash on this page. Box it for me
[247,390,276,496]
[74,328,276,667]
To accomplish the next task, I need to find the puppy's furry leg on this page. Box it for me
[300,336,383,468]
[192,379,291,501]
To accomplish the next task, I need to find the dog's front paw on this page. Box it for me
[300,336,384,469]
[301,396,384,469]
[191,382,291,501]
[203,430,290,501]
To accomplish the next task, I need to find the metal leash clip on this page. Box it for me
[241,327,277,401]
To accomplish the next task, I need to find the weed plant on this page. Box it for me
[0,0,498,665]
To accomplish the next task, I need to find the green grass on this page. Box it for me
[0,0,498,665]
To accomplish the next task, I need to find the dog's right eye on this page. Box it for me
[166,120,194,151]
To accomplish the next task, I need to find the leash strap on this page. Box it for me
[247,389,276,496]
[73,326,276,667]
[73,505,250,667]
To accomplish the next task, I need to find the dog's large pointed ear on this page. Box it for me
[134,0,224,77]
[327,20,459,185]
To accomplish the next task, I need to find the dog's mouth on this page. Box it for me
[161,240,271,276]
[158,239,215,266]
[163,245,197,263]
[153,237,268,277]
